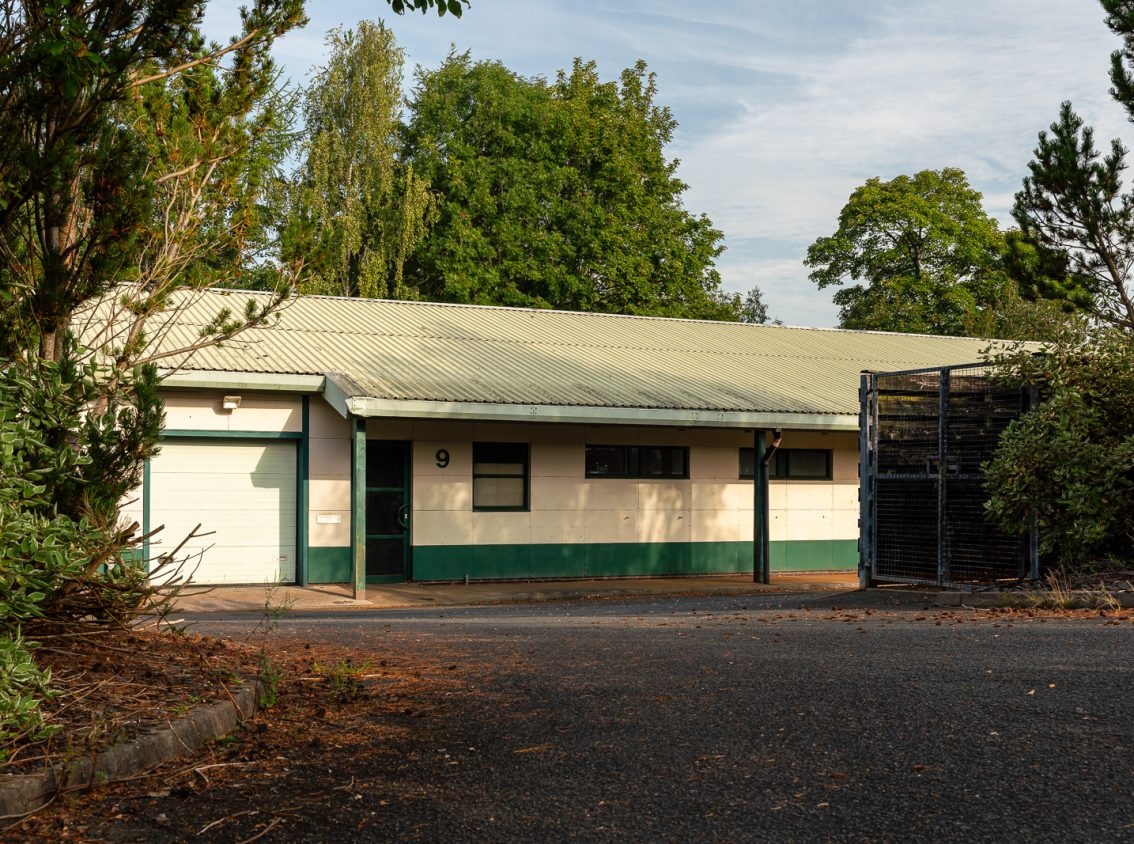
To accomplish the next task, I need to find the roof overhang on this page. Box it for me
[160,370,325,393]
[334,394,858,432]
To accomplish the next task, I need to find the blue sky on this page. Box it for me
[207,1,1128,326]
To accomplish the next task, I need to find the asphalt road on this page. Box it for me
[79,593,1134,842]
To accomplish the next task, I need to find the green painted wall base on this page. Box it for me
[309,546,351,583]
[308,540,856,584]
[410,539,856,582]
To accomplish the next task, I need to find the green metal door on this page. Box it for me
[365,441,410,583]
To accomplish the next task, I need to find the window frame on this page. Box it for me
[584,444,690,480]
[472,442,530,512]
[740,447,833,481]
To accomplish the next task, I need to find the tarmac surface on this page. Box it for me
[113,589,1134,843]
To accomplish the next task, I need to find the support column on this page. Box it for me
[351,417,367,600]
[753,430,768,584]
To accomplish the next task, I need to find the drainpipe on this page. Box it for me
[754,429,782,585]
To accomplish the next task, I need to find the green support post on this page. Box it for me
[753,430,768,584]
[351,417,367,599]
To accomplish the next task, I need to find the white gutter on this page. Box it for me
[343,395,859,432]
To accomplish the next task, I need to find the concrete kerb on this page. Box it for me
[0,678,264,820]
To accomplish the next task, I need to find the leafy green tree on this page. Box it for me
[285,21,432,299]
[400,54,734,319]
[389,0,468,14]
[0,1,315,739]
[806,168,1018,335]
[739,286,770,324]
[985,328,1134,566]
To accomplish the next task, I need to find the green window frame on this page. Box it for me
[740,447,832,480]
[472,442,529,511]
[584,445,689,479]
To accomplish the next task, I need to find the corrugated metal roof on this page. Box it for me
[106,289,1013,417]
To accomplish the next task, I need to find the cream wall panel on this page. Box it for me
[413,510,474,546]
[415,477,472,511]
[687,429,751,448]
[832,445,859,481]
[531,510,586,544]
[309,514,350,547]
[472,512,531,545]
[584,509,638,543]
[738,510,755,542]
[531,478,587,512]
[415,441,471,478]
[638,509,690,543]
[585,426,640,446]
[784,483,834,511]
[366,419,414,440]
[829,509,859,539]
[692,482,751,511]
[309,399,349,440]
[638,482,688,510]
[691,510,738,543]
[782,509,834,542]
[768,484,787,509]
[472,422,533,442]
[411,419,475,441]
[769,509,786,542]
[529,425,587,445]
[309,478,349,511]
[692,447,739,480]
[833,484,858,511]
[309,437,351,480]
[531,443,582,477]
[583,481,639,511]
[162,393,301,432]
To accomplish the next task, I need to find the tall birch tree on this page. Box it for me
[285,21,431,299]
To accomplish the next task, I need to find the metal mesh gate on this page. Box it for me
[859,363,1039,587]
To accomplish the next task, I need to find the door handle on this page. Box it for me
[396,503,409,530]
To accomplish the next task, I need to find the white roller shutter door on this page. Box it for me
[148,440,297,585]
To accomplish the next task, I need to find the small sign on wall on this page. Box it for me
[316,514,342,524]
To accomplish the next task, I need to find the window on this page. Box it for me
[740,447,832,480]
[473,443,528,511]
[585,445,688,479]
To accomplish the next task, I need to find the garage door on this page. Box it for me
[148,439,297,585]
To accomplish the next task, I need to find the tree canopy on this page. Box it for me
[399,54,735,319]
[805,168,1015,335]
[284,21,431,299]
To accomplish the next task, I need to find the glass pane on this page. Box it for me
[788,449,830,479]
[671,448,685,477]
[473,477,525,508]
[366,490,404,535]
[739,448,755,479]
[585,446,628,476]
[640,447,666,476]
[473,462,524,476]
[640,446,685,477]
[367,443,404,488]
[366,537,403,577]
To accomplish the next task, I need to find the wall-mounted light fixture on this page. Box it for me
[222,395,242,412]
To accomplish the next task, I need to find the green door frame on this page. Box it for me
[143,423,307,585]
[364,440,411,584]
